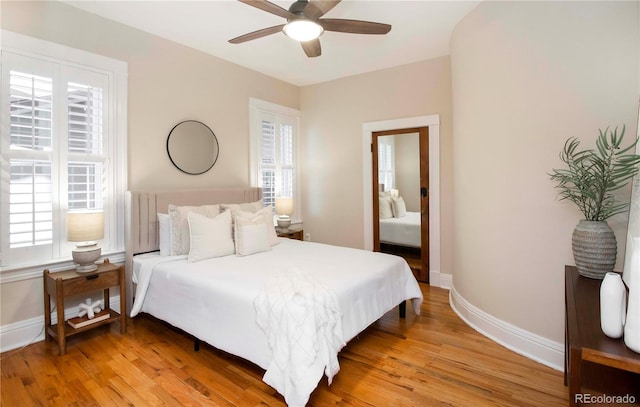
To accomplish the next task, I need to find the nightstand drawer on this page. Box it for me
[63,270,119,296]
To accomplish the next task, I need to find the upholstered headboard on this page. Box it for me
[124,187,262,313]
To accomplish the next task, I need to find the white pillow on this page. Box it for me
[391,196,407,218]
[379,197,393,219]
[235,207,279,246]
[220,199,263,215]
[390,189,399,199]
[168,204,221,255]
[234,215,271,256]
[187,211,235,262]
[157,213,171,256]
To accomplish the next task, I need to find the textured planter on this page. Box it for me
[572,220,617,279]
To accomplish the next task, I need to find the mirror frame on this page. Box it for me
[166,120,219,175]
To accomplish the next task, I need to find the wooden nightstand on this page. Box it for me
[565,265,640,404]
[276,227,304,241]
[43,259,126,355]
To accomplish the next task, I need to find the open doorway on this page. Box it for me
[372,127,429,282]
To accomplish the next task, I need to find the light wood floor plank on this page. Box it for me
[1,284,568,406]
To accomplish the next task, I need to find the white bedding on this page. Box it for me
[380,211,421,247]
[131,238,422,406]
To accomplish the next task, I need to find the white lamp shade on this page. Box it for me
[283,20,324,42]
[275,197,294,216]
[67,211,104,242]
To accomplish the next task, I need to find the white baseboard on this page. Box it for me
[430,270,452,289]
[449,283,564,371]
[1,295,122,353]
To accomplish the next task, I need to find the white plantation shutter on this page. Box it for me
[261,120,276,208]
[280,123,294,198]
[250,99,299,220]
[378,137,395,191]
[7,65,55,250]
[67,81,105,211]
[9,160,53,247]
[1,35,127,272]
[9,71,52,151]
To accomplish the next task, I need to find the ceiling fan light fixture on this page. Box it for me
[283,19,323,42]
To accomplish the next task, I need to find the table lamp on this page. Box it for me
[275,197,294,231]
[67,211,104,273]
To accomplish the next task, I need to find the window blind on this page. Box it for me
[378,140,394,191]
[67,82,104,211]
[249,98,300,222]
[8,71,54,248]
[259,119,295,211]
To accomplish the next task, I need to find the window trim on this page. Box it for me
[249,98,301,223]
[0,30,127,282]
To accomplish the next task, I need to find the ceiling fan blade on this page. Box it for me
[304,0,341,20]
[229,25,285,44]
[319,18,391,35]
[301,39,321,57]
[238,0,296,20]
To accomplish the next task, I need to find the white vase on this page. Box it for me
[600,272,626,338]
[624,242,640,353]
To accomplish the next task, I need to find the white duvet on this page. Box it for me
[131,238,422,406]
[380,211,421,248]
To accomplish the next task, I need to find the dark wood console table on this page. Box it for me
[565,265,640,406]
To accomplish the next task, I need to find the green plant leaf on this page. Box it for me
[550,125,640,221]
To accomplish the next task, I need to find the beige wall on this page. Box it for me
[451,0,639,344]
[0,1,298,328]
[394,133,420,212]
[299,57,455,278]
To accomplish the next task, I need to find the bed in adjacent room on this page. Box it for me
[125,187,423,406]
[379,210,421,248]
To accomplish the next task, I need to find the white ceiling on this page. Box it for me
[63,0,479,86]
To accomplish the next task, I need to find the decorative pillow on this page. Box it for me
[379,197,394,219]
[220,199,263,215]
[235,207,279,246]
[234,215,271,256]
[168,204,221,255]
[187,211,234,262]
[390,189,400,199]
[157,213,171,256]
[391,196,407,218]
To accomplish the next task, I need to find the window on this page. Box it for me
[378,137,395,191]
[249,98,300,220]
[1,31,127,273]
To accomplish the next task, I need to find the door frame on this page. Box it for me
[362,115,441,284]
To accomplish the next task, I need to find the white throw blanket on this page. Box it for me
[254,270,346,407]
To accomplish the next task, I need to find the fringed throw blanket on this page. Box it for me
[254,270,345,407]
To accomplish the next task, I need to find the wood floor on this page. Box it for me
[1,284,568,406]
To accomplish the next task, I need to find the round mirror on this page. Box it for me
[167,120,219,175]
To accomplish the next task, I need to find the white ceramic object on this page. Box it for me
[600,272,626,338]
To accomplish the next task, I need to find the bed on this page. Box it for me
[379,211,421,248]
[125,187,423,406]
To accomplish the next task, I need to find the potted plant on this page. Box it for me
[550,125,640,279]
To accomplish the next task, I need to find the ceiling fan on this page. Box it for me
[229,0,391,58]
